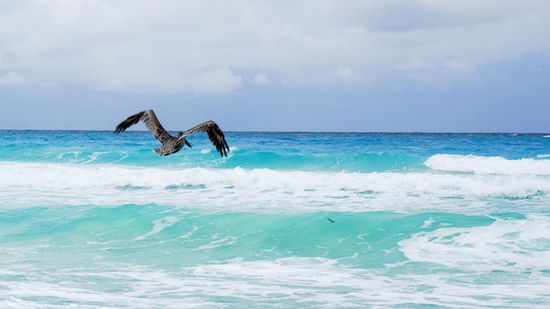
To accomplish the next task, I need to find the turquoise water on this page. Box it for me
[0,131,549,307]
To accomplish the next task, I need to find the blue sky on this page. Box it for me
[0,1,549,132]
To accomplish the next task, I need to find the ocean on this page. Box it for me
[0,131,549,308]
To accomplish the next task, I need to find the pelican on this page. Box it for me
[114,109,229,157]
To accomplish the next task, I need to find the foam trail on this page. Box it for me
[425,154,550,175]
[133,216,182,240]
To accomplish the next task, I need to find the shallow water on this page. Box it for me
[0,131,549,307]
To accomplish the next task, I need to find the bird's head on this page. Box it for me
[177,131,184,137]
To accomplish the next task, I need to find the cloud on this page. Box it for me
[0,71,26,85]
[0,0,549,95]
[253,73,269,85]
[188,68,242,95]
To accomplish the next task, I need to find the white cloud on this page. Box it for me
[253,73,269,85]
[188,68,242,95]
[0,0,548,95]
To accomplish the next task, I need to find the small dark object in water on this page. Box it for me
[327,218,335,223]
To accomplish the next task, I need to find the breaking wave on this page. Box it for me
[1,161,548,213]
[425,154,550,175]
[400,215,550,271]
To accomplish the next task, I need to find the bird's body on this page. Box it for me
[114,110,229,157]
[154,138,184,156]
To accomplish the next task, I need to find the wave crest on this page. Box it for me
[1,162,549,213]
[425,154,550,175]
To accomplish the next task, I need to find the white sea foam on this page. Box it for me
[0,162,549,213]
[537,154,550,159]
[192,236,237,251]
[83,151,107,164]
[425,154,550,175]
[133,216,182,240]
[1,257,549,307]
[399,216,550,271]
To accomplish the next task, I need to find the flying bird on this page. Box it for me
[114,109,230,157]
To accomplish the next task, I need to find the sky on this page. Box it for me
[0,0,549,132]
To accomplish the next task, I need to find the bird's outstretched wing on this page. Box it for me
[114,110,173,144]
[180,121,230,157]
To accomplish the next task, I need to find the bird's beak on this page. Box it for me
[185,140,192,148]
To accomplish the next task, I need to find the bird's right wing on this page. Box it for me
[114,110,173,144]
[180,120,230,157]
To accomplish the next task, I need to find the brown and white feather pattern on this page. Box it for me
[114,110,174,144]
[180,120,230,157]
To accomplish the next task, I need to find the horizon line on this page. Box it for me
[0,129,549,135]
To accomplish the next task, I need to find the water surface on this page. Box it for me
[0,131,549,307]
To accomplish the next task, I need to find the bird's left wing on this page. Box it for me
[114,110,173,144]
[180,120,230,157]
